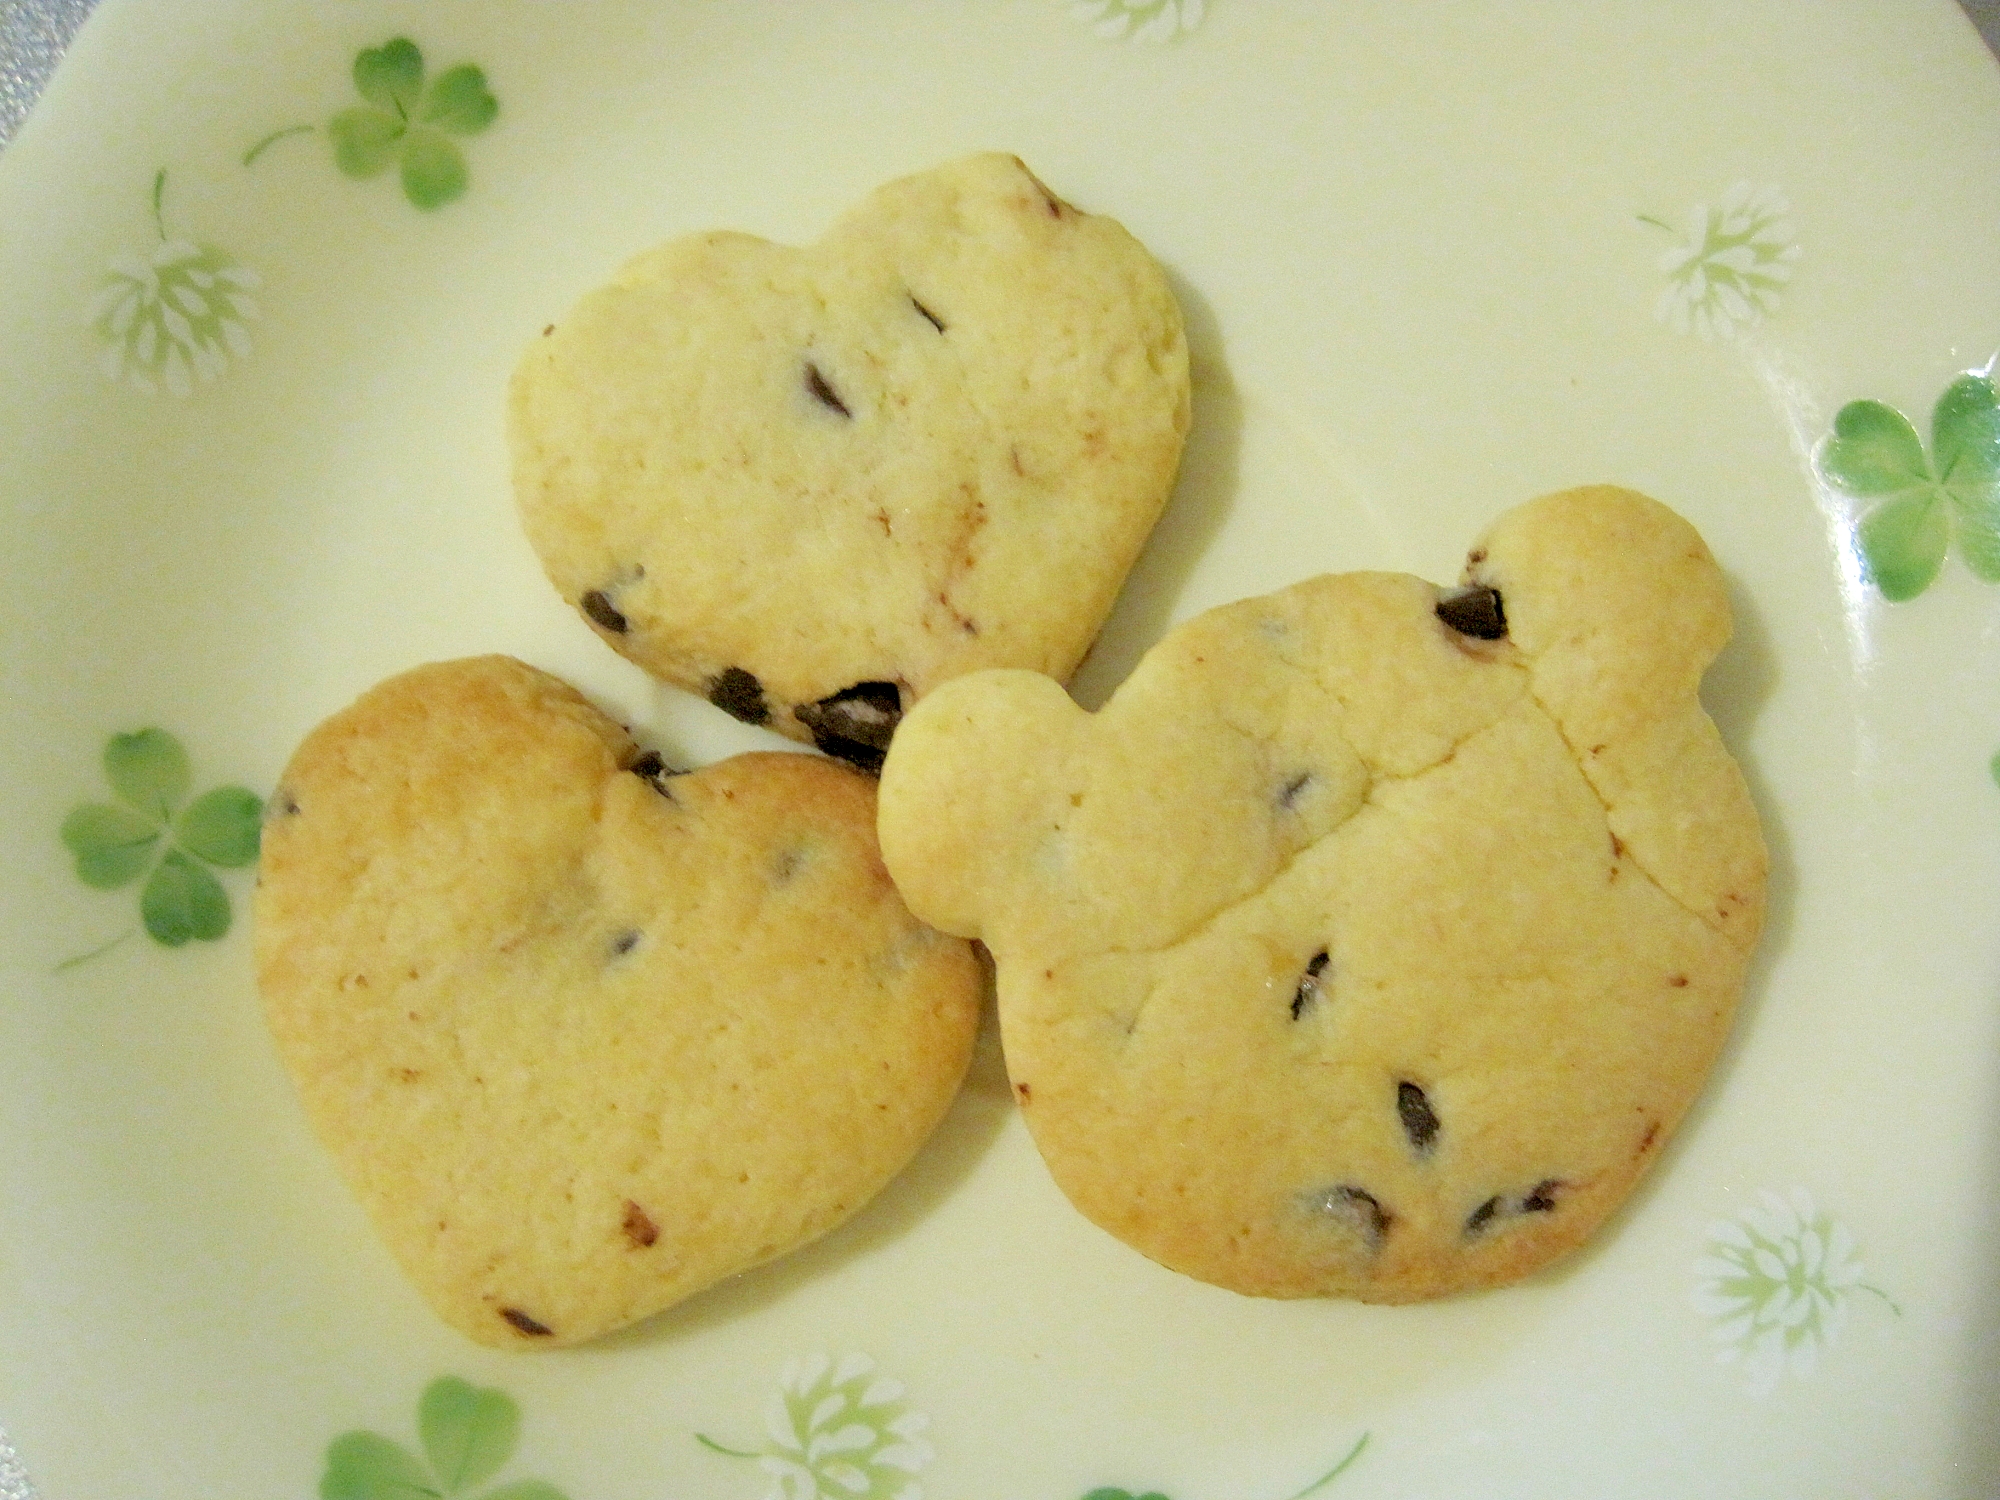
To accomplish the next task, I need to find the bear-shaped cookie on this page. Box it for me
[509,152,1191,770]
[255,657,982,1346]
[877,486,1766,1301]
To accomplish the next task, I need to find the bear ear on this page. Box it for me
[1465,485,1732,705]
[1470,485,1765,949]
[877,669,1084,943]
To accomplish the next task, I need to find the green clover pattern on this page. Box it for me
[1816,369,2000,602]
[60,728,261,955]
[321,1376,568,1500]
[328,38,498,210]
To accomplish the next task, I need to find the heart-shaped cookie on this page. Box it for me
[508,152,1191,768]
[877,487,1766,1302]
[254,656,981,1347]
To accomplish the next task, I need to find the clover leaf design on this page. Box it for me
[1816,368,2000,602]
[327,38,498,210]
[59,728,261,955]
[321,1376,568,1500]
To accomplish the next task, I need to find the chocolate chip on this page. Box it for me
[795,681,903,773]
[910,294,946,333]
[1521,1179,1562,1213]
[1312,1185,1392,1249]
[1464,1197,1501,1236]
[581,589,629,634]
[805,360,852,418]
[707,667,770,725]
[1465,1181,1564,1238]
[500,1307,554,1337]
[627,750,683,795]
[1290,950,1330,1020]
[1397,1081,1440,1155]
[621,1199,660,1248]
[1435,585,1506,640]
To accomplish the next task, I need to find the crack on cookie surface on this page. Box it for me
[927,492,990,643]
[909,292,947,333]
[1236,599,1746,952]
[1516,679,1748,947]
[1090,694,1528,971]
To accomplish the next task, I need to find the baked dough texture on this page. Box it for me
[254,656,982,1346]
[877,486,1766,1301]
[508,152,1191,768]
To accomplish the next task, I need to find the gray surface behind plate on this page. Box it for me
[0,3,1997,1500]
[0,0,92,147]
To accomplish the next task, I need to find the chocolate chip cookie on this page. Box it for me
[255,656,982,1345]
[876,486,1766,1301]
[508,153,1191,769]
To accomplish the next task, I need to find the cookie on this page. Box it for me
[877,486,1766,1301]
[508,152,1191,769]
[254,656,982,1346]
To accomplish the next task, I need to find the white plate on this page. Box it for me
[4,3,1999,1496]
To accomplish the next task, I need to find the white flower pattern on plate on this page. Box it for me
[89,237,260,396]
[1691,1187,1893,1393]
[1649,182,1799,341]
[758,1354,934,1500]
[1066,0,1206,43]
